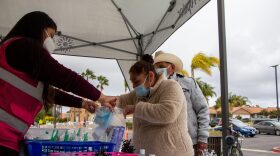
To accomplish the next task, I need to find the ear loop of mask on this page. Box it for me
[165,64,173,79]
[146,72,153,88]
[143,75,148,87]
[141,73,151,89]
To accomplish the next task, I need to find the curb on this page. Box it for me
[272,146,280,153]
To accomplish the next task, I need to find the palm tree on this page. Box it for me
[191,52,219,78]
[81,69,96,81]
[214,93,250,109]
[97,75,109,92]
[177,69,190,77]
[228,94,250,107]
[196,78,216,103]
[124,80,129,93]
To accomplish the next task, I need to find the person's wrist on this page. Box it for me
[81,99,87,108]
[197,142,208,150]
[98,93,106,104]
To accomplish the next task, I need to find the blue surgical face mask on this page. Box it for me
[156,65,171,79]
[94,106,113,128]
[135,76,150,97]
[169,72,177,80]
[156,68,168,79]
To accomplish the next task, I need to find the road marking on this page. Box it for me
[242,148,276,154]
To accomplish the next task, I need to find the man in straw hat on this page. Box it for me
[154,51,210,156]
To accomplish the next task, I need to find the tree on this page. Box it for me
[191,52,219,78]
[229,94,250,107]
[236,115,242,120]
[81,69,96,81]
[124,80,129,93]
[97,75,109,91]
[35,108,54,124]
[35,109,46,123]
[196,78,216,103]
[215,93,250,109]
[257,110,269,117]
[269,110,280,118]
[178,69,190,77]
[214,98,221,110]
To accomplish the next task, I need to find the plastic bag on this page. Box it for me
[92,107,126,144]
[94,106,113,128]
[111,107,126,127]
[108,108,126,151]
[92,106,113,141]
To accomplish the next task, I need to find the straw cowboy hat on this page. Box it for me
[154,50,183,72]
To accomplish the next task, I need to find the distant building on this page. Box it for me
[265,107,277,112]
[231,107,263,119]
[209,106,277,119]
[61,112,70,120]
[209,107,218,120]
[69,108,94,123]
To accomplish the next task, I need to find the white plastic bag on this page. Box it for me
[111,107,126,127]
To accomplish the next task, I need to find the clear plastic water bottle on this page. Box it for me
[139,149,145,156]
[110,126,125,152]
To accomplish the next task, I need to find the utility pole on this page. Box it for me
[217,0,230,155]
[271,64,279,122]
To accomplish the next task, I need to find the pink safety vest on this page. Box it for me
[0,37,43,151]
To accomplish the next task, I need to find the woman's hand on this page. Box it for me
[82,99,99,113]
[123,105,135,118]
[98,93,117,109]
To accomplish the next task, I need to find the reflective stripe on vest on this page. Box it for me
[0,67,44,103]
[0,108,29,133]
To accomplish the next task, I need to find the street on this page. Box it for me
[241,134,280,156]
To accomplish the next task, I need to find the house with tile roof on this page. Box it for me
[209,106,277,119]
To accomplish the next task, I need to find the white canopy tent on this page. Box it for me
[0,0,231,155]
[0,0,210,89]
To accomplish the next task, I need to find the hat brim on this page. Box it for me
[154,53,183,72]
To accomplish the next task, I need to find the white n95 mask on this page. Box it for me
[43,31,56,54]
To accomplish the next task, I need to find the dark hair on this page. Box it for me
[141,54,154,64]
[1,11,57,111]
[1,11,57,44]
[129,54,158,79]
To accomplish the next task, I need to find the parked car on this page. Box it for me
[241,118,250,123]
[209,118,222,127]
[214,119,256,137]
[231,119,256,137]
[252,118,274,125]
[253,121,280,135]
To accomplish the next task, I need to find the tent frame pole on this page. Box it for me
[55,33,138,55]
[111,0,140,36]
[111,0,139,51]
[143,0,176,51]
[137,34,144,60]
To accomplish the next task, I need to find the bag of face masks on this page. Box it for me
[92,107,126,142]
[92,106,113,141]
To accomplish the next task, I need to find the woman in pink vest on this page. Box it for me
[0,11,116,155]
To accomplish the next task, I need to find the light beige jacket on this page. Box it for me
[118,76,194,156]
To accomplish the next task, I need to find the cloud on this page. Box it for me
[58,0,280,112]
[157,0,280,108]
